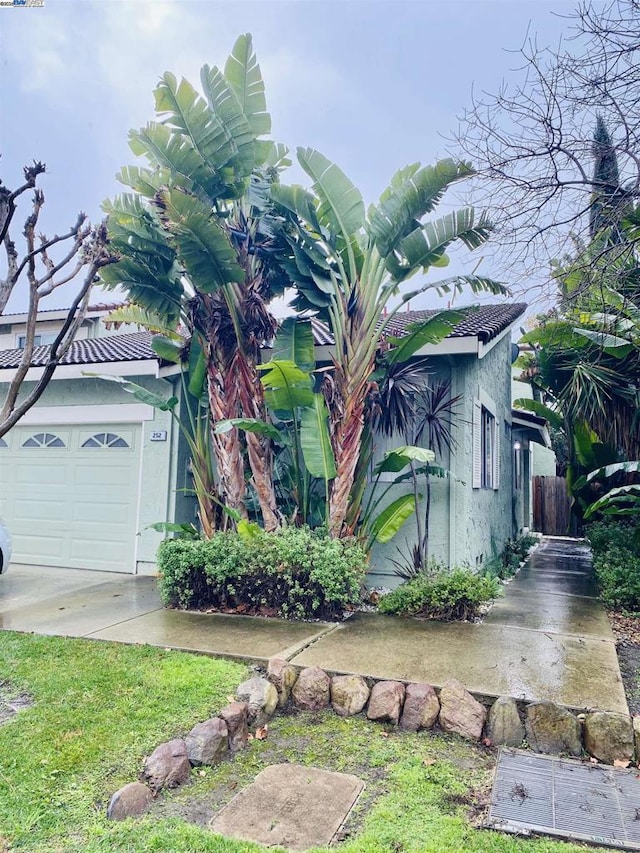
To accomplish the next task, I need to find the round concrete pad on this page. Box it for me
[209,763,364,851]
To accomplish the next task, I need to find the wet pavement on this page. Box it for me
[0,538,627,713]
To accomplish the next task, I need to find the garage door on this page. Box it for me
[0,423,141,572]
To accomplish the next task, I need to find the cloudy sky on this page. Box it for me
[1,0,576,314]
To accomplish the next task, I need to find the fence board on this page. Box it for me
[532,476,575,535]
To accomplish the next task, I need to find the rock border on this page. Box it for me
[106,660,639,820]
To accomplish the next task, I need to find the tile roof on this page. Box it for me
[0,331,156,369]
[383,303,527,343]
[0,304,527,370]
[308,303,527,346]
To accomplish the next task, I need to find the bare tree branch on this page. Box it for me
[453,0,640,301]
[0,165,116,437]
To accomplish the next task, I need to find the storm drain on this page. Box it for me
[487,749,640,850]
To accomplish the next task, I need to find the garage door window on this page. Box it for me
[0,438,6,447]
[81,432,130,449]
[22,432,66,448]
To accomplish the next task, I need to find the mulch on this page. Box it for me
[608,611,640,716]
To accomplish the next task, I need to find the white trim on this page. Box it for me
[133,420,146,575]
[0,359,158,384]
[17,403,155,426]
[477,387,497,417]
[415,337,478,357]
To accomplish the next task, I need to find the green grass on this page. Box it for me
[0,632,607,853]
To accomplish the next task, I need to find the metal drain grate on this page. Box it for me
[487,749,640,850]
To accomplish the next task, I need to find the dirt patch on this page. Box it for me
[0,681,33,725]
[608,611,640,714]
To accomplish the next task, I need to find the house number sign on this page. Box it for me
[150,430,167,441]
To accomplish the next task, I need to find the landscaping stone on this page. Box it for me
[292,666,330,711]
[107,781,153,820]
[366,680,405,725]
[486,697,524,747]
[330,675,370,717]
[185,717,229,766]
[525,701,582,756]
[142,738,191,791]
[267,657,299,708]
[438,679,486,740]
[399,683,440,732]
[220,701,249,753]
[236,676,278,724]
[634,716,640,759]
[584,711,634,765]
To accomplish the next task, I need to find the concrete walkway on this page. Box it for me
[0,538,627,714]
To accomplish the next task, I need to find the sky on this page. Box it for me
[0,0,579,316]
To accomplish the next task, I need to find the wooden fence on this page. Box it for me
[532,475,576,536]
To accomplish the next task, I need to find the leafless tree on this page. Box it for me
[455,0,640,302]
[0,162,115,437]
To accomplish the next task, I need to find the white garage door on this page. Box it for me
[0,423,141,572]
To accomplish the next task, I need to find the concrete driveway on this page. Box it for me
[0,538,627,714]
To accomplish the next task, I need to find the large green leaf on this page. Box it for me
[374,445,435,475]
[199,63,256,180]
[271,183,322,233]
[297,147,365,240]
[513,398,564,430]
[369,159,473,258]
[187,334,207,399]
[104,305,183,340]
[158,188,244,290]
[300,394,336,480]
[259,360,314,413]
[584,484,640,519]
[573,327,634,357]
[151,335,183,364]
[224,34,271,137]
[586,460,640,482]
[84,374,178,411]
[384,310,467,364]
[272,317,315,373]
[370,494,417,543]
[214,418,284,443]
[129,122,224,201]
[386,209,492,282]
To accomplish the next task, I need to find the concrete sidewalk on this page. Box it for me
[0,538,627,714]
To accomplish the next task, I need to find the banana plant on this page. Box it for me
[101,34,293,531]
[215,318,337,526]
[272,152,507,537]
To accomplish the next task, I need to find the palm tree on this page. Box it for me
[101,35,291,530]
[273,153,506,536]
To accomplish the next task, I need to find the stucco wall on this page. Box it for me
[0,373,178,570]
[449,334,515,570]
[367,360,454,587]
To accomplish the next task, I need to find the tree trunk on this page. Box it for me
[235,352,281,531]
[328,371,371,537]
[206,359,247,518]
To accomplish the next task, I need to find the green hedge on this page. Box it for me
[378,567,500,621]
[586,519,640,610]
[156,527,367,621]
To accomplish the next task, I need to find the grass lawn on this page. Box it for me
[0,632,607,853]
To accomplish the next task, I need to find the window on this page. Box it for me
[0,438,7,448]
[481,407,495,489]
[82,432,129,449]
[16,332,57,349]
[473,395,500,490]
[22,432,65,448]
